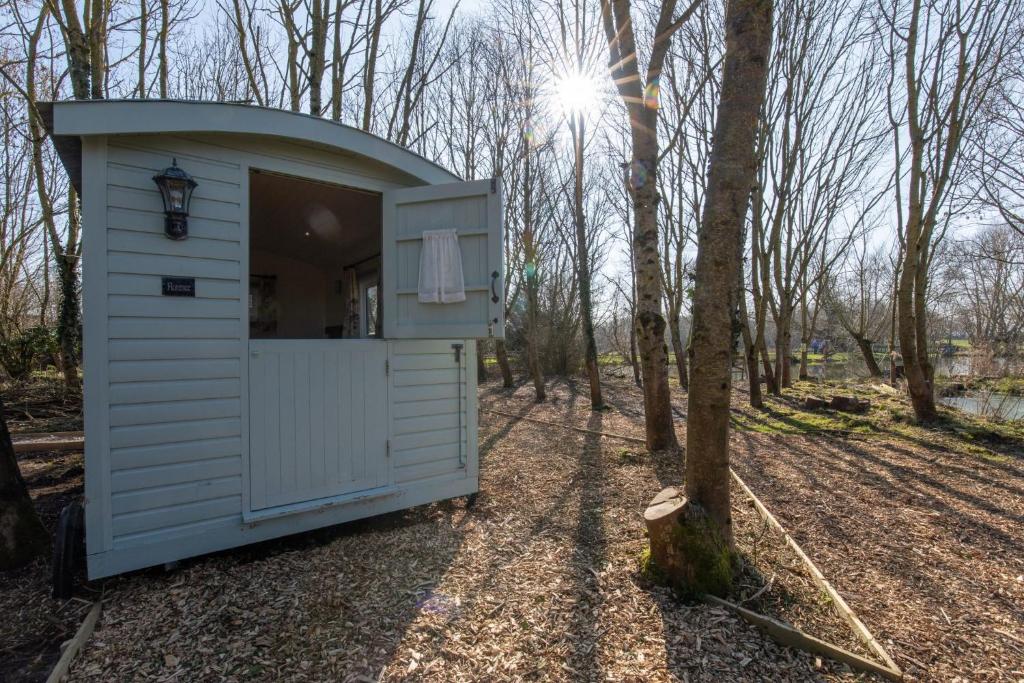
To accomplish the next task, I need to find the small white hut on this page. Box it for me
[42,100,504,578]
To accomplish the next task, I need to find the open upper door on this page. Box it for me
[382,179,504,339]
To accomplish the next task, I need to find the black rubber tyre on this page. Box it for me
[52,502,85,600]
[465,493,479,509]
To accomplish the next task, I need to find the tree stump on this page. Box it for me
[642,487,733,598]
[803,396,828,410]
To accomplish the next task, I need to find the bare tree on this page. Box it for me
[664,0,772,594]
[753,0,883,391]
[827,235,894,377]
[945,225,1024,355]
[877,0,1020,420]
[657,0,722,391]
[600,0,703,450]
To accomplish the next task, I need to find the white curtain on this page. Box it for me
[418,229,466,303]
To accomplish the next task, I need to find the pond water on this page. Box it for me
[938,393,1024,421]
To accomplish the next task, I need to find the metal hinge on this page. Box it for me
[386,439,390,458]
[385,359,390,375]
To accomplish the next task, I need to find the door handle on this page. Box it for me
[490,271,500,303]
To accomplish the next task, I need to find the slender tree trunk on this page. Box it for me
[774,307,792,389]
[898,233,936,418]
[137,0,147,97]
[632,113,676,449]
[494,339,514,388]
[362,0,383,132]
[330,0,343,119]
[670,310,688,390]
[686,0,772,546]
[629,309,642,387]
[571,115,603,409]
[309,0,328,116]
[475,340,488,383]
[158,0,169,97]
[89,0,106,99]
[855,336,883,377]
[738,271,763,408]
[27,16,82,389]
[527,276,546,402]
[757,331,778,394]
[0,398,49,570]
[798,300,810,380]
[523,150,545,402]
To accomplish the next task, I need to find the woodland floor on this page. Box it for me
[2,372,1023,681]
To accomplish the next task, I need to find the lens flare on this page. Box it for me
[554,71,600,114]
[643,78,660,110]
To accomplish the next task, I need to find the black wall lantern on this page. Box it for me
[152,159,197,240]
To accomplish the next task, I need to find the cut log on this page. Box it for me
[803,396,828,410]
[829,396,870,413]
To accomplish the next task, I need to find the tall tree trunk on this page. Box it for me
[309,0,328,115]
[629,309,642,387]
[686,0,772,547]
[855,335,883,377]
[670,310,688,390]
[526,275,546,402]
[330,0,344,119]
[494,339,514,388]
[757,331,778,394]
[475,340,488,383]
[0,398,49,570]
[738,270,763,408]
[158,0,169,97]
[523,150,545,402]
[632,113,676,449]
[137,0,148,97]
[362,0,383,132]
[571,115,603,409]
[798,300,810,380]
[27,14,82,389]
[89,0,106,99]
[897,230,936,418]
[774,307,792,389]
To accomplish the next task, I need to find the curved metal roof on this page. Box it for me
[39,99,461,192]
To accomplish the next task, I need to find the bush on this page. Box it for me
[0,326,60,380]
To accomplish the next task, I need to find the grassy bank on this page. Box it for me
[731,379,1024,463]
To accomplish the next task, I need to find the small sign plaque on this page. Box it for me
[162,277,195,297]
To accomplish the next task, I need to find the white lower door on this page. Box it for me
[248,340,388,510]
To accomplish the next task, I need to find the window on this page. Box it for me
[363,282,379,338]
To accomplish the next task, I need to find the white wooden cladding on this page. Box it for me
[389,340,470,484]
[248,340,388,509]
[99,133,418,546]
[71,123,478,576]
[382,180,505,340]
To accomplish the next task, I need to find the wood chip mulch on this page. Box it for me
[57,377,864,682]
[730,414,1024,682]
[12,373,1021,681]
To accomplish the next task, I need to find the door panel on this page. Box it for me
[249,340,388,510]
[382,179,504,339]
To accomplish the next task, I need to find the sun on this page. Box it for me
[553,70,601,115]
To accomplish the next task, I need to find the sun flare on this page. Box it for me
[553,71,601,115]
